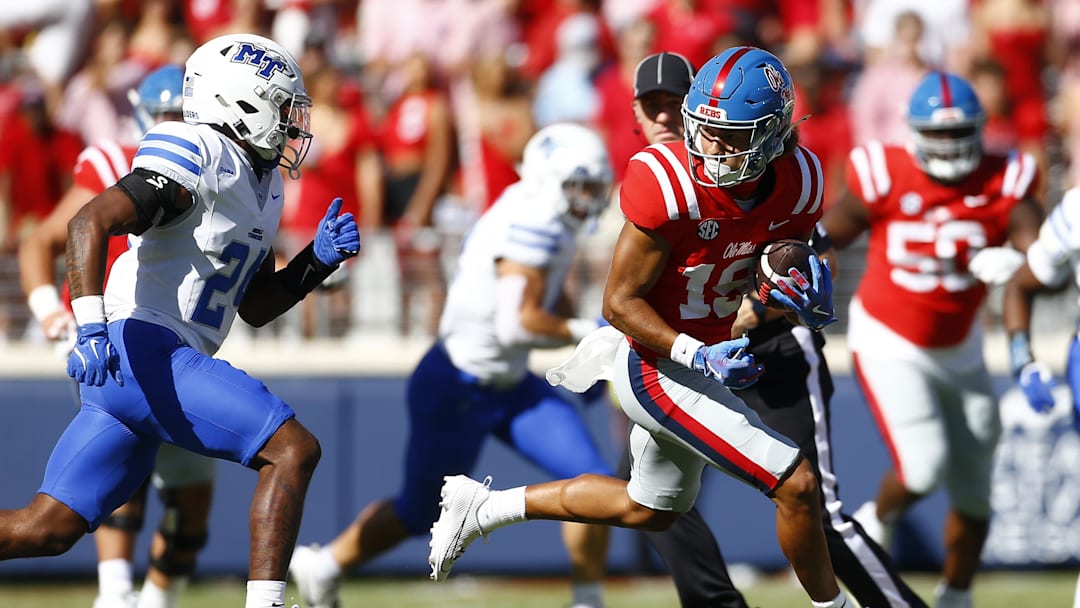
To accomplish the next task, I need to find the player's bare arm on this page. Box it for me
[1002,262,1044,335]
[66,185,175,300]
[19,184,98,296]
[819,189,870,250]
[1006,196,1046,252]
[497,259,576,342]
[602,221,676,354]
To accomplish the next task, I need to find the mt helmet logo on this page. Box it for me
[230,43,293,80]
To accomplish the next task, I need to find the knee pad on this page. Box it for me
[103,479,151,530]
[150,507,208,576]
[100,512,144,533]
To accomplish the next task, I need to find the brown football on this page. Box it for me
[754,239,817,310]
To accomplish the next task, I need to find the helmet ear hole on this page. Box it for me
[236,100,259,114]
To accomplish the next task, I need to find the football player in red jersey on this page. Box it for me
[821,71,1045,608]
[427,46,853,608]
[17,65,214,608]
[620,52,928,608]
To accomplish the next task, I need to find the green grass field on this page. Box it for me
[0,571,1073,607]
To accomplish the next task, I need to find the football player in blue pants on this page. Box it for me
[0,33,359,608]
[997,186,1080,608]
[289,123,615,608]
[19,64,215,608]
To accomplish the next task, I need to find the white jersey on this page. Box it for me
[105,122,284,355]
[440,181,579,384]
[1027,187,1080,303]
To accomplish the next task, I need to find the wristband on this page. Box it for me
[567,318,600,342]
[810,222,833,255]
[1008,331,1034,378]
[28,285,64,322]
[670,332,705,369]
[71,295,107,326]
[277,241,336,299]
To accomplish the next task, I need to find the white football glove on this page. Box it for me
[968,247,1025,285]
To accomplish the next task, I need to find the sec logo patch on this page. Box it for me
[697,219,719,240]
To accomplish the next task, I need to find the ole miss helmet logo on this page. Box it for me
[763,63,785,92]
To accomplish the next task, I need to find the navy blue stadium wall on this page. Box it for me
[0,374,1075,578]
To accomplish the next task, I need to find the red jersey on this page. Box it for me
[61,141,134,305]
[621,142,824,350]
[845,143,1038,347]
[378,90,438,166]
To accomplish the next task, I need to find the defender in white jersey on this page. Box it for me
[289,123,615,608]
[17,65,216,608]
[0,34,359,608]
[999,187,1080,608]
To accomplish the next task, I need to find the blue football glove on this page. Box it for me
[723,354,765,390]
[768,255,837,330]
[1017,362,1056,413]
[692,337,757,384]
[66,322,123,387]
[313,197,360,267]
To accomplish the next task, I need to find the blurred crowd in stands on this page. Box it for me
[0,0,1077,345]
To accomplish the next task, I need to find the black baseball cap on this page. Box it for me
[633,52,694,99]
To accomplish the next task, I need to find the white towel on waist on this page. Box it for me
[546,325,624,392]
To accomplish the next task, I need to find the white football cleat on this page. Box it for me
[428,474,493,582]
[289,544,340,608]
[852,500,893,550]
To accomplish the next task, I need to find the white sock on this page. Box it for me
[138,577,189,608]
[98,559,134,598]
[476,486,527,532]
[1073,571,1080,608]
[934,583,972,608]
[810,591,850,608]
[245,580,286,608]
[313,545,342,580]
[570,581,604,608]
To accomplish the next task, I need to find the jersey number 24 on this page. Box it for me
[193,241,267,329]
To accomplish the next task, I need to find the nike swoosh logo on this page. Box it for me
[768,219,790,230]
[271,193,282,200]
[301,264,317,285]
[811,305,829,316]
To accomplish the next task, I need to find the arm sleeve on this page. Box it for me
[1027,190,1080,287]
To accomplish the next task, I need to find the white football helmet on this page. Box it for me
[520,123,613,228]
[182,33,312,178]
